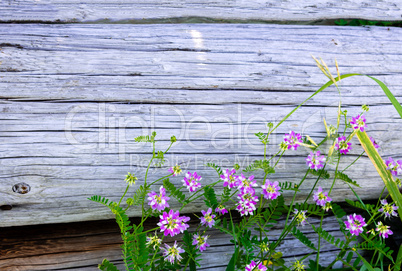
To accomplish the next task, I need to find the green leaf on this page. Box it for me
[163,178,186,204]
[88,195,113,207]
[311,225,346,249]
[132,185,151,206]
[204,186,219,209]
[309,169,330,179]
[336,172,361,187]
[98,259,119,271]
[394,244,402,271]
[205,162,223,176]
[226,247,238,271]
[292,227,317,251]
[356,131,402,218]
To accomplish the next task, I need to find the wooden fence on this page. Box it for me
[1,1,402,270]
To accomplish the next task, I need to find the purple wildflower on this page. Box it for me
[245,260,267,271]
[161,241,184,264]
[221,168,239,189]
[334,136,352,155]
[215,204,228,215]
[236,200,257,216]
[313,187,332,207]
[283,131,302,150]
[192,234,210,252]
[376,221,393,239]
[350,114,367,132]
[379,199,399,218]
[237,174,257,191]
[385,157,402,177]
[168,164,182,176]
[344,213,366,236]
[182,171,202,192]
[157,209,190,237]
[261,179,281,200]
[305,151,326,170]
[292,209,307,227]
[370,137,379,149]
[147,186,170,211]
[200,208,216,228]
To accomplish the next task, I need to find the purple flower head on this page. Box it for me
[292,209,307,227]
[385,157,402,177]
[200,208,216,228]
[182,171,202,192]
[283,131,302,151]
[147,186,170,211]
[370,137,380,149]
[350,114,367,132]
[157,209,190,237]
[379,199,399,218]
[305,151,326,170]
[344,213,366,236]
[376,221,393,239]
[334,136,352,155]
[215,204,228,215]
[161,241,185,264]
[192,234,210,252]
[245,260,267,271]
[168,164,182,176]
[261,179,281,200]
[236,200,257,216]
[221,168,239,189]
[238,187,259,205]
[237,174,257,191]
[313,187,332,207]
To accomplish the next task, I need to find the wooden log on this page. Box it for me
[0,0,401,23]
[1,24,402,227]
[0,210,366,271]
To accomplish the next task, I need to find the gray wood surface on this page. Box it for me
[0,0,401,23]
[1,24,402,227]
[0,212,359,270]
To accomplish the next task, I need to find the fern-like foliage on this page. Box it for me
[243,159,275,174]
[292,226,317,251]
[182,231,201,271]
[336,172,361,187]
[309,169,330,179]
[214,217,234,235]
[278,181,299,191]
[204,186,219,209]
[308,259,323,271]
[135,134,155,143]
[154,150,166,167]
[311,225,346,249]
[132,184,151,206]
[345,199,375,213]
[163,178,186,204]
[261,196,286,228]
[293,203,324,216]
[221,186,232,203]
[331,203,347,228]
[88,195,113,207]
[255,132,268,144]
[205,162,223,176]
[98,259,119,271]
[357,238,394,262]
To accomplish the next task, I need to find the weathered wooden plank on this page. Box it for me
[0,0,401,23]
[1,24,402,227]
[0,211,365,270]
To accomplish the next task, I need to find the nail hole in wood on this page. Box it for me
[0,205,12,210]
[12,182,31,194]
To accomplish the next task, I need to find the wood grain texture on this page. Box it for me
[0,211,366,271]
[0,0,401,23]
[1,24,402,227]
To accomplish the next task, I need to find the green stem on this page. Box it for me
[118,184,130,206]
[341,151,365,173]
[329,154,341,195]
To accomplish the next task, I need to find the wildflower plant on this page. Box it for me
[90,59,402,270]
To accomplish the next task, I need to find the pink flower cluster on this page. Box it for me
[221,168,239,188]
[385,157,402,177]
[182,171,202,192]
[161,241,184,264]
[350,114,367,132]
[379,199,398,218]
[305,151,326,170]
[192,234,210,251]
[245,260,267,271]
[147,186,170,211]
[236,186,259,216]
[157,209,190,237]
[200,208,216,228]
[313,187,332,208]
[283,131,302,150]
[261,179,281,200]
[335,136,352,155]
[344,213,366,236]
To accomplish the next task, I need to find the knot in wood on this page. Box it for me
[12,182,31,194]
